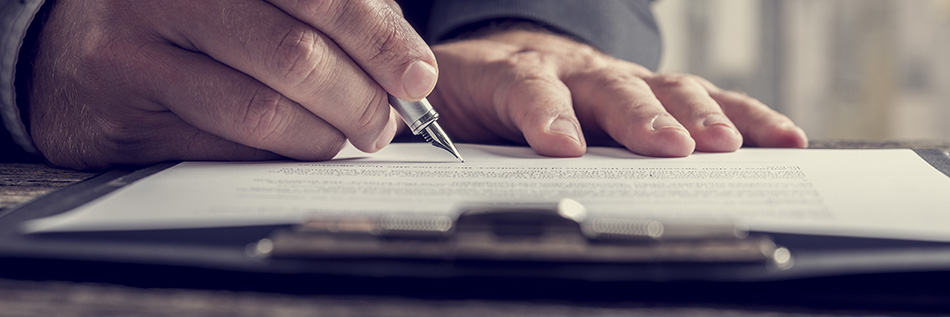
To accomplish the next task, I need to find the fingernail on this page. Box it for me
[549,117,581,143]
[702,114,734,128]
[374,112,398,151]
[652,115,689,134]
[403,61,438,100]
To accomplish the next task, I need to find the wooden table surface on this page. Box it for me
[2,140,949,316]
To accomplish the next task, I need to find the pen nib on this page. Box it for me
[421,122,464,162]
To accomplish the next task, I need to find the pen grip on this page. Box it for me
[388,95,439,135]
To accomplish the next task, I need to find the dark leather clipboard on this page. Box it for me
[2,149,950,310]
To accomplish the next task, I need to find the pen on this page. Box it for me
[387,94,464,162]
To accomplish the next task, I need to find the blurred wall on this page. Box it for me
[653,0,950,140]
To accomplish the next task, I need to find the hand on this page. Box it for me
[428,29,807,157]
[29,0,438,169]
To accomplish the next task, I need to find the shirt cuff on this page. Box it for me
[0,0,45,154]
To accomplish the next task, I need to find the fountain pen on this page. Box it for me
[387,94,464,162]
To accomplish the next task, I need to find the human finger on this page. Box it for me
[692,78,808,148]
[150,0,398,153]
[567,69,696,157]
[130,44,361,161]
[265,0,438,100]
[101,113,283,166]
[30,71,284,169]
[644,74,743,152]
[31,109,282,169]
[496,71,586,157]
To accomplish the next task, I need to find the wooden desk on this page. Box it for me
[2,140,949,316]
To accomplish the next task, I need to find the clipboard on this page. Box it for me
[2,149,950,310]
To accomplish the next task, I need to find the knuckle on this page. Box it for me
[651,73,700,90]
[77,31,123,79]
[311,0,410,68]
[566,44,606,69]
[47,0,135,86]
[502,72,562,108]
[499,54,558,86]
[382,0,404,16]
[593,69,649,91]
[364,13,407,67]
[273,26,328,87]
[500,73,564,122]
[627,100,656,113]
[296,0,346,23]
[512,72,560,88]
[505,49,546,68]
[486,49,548,84]
[242,88,292,147]
[294,0,416,71]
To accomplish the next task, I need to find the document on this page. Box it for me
[23,143,950,241]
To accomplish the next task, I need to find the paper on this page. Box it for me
[22,143,950,241]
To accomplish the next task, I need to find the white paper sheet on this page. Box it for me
[22,143,950,241]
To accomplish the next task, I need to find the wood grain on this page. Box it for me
[0,163,97,210]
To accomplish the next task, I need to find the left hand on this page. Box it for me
[426,29,807,157]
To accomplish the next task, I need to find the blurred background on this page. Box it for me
[653,0,950,141]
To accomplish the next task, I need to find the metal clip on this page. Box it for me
[251,199,792,268]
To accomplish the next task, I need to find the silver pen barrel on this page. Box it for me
[387,95,439,135]
[387,95,464,162]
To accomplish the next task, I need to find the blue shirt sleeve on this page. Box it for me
[399,0,662,71]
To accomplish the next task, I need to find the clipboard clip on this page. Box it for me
[251,199,792,268]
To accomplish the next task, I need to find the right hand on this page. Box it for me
[29,0,437,169]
